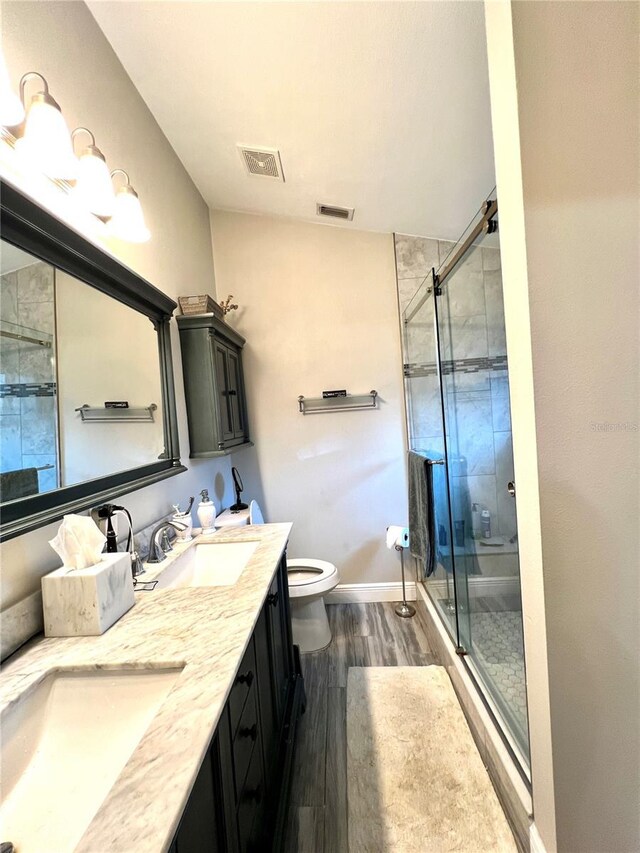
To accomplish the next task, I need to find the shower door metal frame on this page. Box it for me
[417,197,532,781]
[431,265,466,654]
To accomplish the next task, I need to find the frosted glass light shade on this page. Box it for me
[73,148,115,217]
[15,94,77,180]
[107,186,150,243]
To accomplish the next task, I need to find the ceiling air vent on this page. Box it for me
[316,203,354,221]
[238,145,284,181]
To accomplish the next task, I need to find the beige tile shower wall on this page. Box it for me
[396,233,516,551]
[0,2,234,654]
[211,211,407,586]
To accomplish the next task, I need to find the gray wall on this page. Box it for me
[509,3,639,850]
[0,1,233,659]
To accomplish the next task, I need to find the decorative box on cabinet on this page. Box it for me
[170,554,305,853]
[177,313,251,457]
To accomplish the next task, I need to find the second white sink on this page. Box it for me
[0,667,181,852]
[152,540,260,590]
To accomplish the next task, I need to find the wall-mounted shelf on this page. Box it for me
[298,390,378,415]
[75,403,157,423]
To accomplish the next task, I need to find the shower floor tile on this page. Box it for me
[470,610,528,737]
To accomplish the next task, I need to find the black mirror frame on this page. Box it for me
[0,179,186,541]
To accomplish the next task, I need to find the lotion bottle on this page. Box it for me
[197,489,216,534]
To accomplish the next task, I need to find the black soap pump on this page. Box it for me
[230,467,248,513]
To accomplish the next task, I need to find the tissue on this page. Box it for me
[386,525,409,549]
[49,514,106,570]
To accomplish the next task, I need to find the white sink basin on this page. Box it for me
[0,667,181,852]
[152,540,259,590]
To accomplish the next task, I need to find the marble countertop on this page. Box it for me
[0,522,292,852]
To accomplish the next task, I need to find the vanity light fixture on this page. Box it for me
[0,48,24,127]
[71,127,115,217]
[0,66,150,242]
[15,72,77,180]
[107,169,150,243]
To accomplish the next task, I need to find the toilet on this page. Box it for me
[214,500,339,652]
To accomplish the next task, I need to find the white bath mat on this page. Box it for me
[346,666,517,853]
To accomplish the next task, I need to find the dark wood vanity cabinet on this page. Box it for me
[170,555,304,853]
[177,314,250,457]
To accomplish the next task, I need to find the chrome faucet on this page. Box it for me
[147,519,188,564]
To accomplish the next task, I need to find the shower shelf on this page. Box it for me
[298,390,377,415]
[75,403,157,423]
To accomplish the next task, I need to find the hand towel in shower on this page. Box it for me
[408,451,436,577]
[0,467,39,501]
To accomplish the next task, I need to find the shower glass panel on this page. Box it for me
[400,196,530,767]
[403,274,456,637]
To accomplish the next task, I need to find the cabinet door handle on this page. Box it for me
[236,670,254,687]
[228,389,237,396]
[267,591,279,607]
[244,785,262,804]
[239,723,258,741]
[507,481,516,497]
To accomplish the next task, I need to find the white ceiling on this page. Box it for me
[88,1,495,240]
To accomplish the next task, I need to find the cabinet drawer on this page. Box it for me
[236,731,264,853]
[232,686,259,800]
[229,641,256,736]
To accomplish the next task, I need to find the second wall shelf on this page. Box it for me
[298,390,378,414]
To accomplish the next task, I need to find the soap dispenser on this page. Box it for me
[197,489,216,534]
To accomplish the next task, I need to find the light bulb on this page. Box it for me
[0,48,24,126]
[73,147,115,216]
[15,92,77,180]
[107,184,150,243]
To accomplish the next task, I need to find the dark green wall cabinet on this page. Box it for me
[169,555,305,853]
[177,314,251,457]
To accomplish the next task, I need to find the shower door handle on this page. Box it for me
[507,481,516,497]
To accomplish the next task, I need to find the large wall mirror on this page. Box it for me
[0,180,185,540]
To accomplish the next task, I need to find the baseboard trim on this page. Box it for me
[326,581,417,604]
[529,824,547,853]
[428,575,520,599]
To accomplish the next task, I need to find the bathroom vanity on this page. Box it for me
[169,537,301,853]
[0,524,303,853]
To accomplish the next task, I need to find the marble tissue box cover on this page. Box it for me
[41,552,135,637]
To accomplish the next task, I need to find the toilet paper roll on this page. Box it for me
[386,525,409,550]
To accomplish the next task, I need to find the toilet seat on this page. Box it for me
[286,558,338,599]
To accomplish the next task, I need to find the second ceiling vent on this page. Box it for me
[238,145,284,181]
[316,203,355,221]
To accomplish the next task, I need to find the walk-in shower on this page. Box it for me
[397,193,529,770]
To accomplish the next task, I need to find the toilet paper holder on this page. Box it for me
[386,525,415,619]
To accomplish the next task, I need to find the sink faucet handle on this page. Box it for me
[161,528,173,553]
[130,550,145,578]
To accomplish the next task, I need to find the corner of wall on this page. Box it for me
[483,2,557,851]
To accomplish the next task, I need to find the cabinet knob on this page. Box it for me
[239,723,258,741]
[236,670,254,687]
[267,591,279,607]
[244,785,262,804]
[507,481,516,497]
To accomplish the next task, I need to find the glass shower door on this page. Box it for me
[434,231,530,763]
